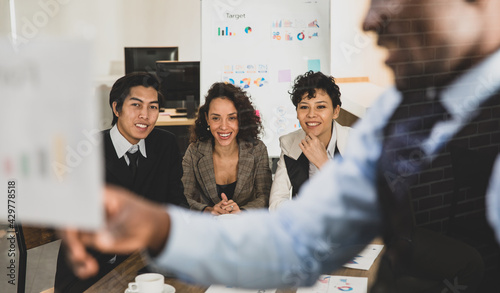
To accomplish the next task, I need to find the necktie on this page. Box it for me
[284,153,309,198]
[377,90,449,272]
[127,149,140,179]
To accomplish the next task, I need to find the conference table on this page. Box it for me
[85,239,384,293]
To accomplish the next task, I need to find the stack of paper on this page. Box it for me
[205,275,368,293]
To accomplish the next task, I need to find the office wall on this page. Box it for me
[0,0,11,36]
[6,0,201,77]
[331,0,393,87]
[4,0,392,129]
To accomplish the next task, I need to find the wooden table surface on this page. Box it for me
[85,238,384,293]
[84,251,207,293]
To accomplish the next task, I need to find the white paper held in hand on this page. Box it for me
[0,39,103,230]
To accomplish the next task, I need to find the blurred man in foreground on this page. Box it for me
[62,0,500,292]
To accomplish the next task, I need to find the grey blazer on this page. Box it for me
[182,139,272,211]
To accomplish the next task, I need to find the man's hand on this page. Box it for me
[59,185,171,279]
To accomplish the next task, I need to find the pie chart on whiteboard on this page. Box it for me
[245,27,252,33]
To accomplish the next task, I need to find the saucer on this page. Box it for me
[164,284,176,293]
[124,283,175,293]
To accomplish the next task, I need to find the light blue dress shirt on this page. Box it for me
[151,49,500,289]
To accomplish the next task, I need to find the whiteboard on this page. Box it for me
[201,0,331,157]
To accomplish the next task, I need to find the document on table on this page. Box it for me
[206,275,367,293]
[205,286,276,293]
[0,39,103,230]
[297,275,367,293]
[343,244,384,270]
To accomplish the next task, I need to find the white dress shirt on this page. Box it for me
[109,125,147,165]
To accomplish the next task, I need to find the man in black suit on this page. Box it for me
[101,72,187,206]
[54,72,188,292]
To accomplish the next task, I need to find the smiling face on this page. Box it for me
[206,97,239,148]
[363,0,487,90]
[296,89,340,145]
[113,85,159,145]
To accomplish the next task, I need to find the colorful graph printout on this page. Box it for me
[343,244,384,270]
[271,17,320,43]
[0,39,103,229]
[223,62,270,89]
[206,276,367,293]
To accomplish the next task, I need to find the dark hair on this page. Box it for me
[109,72,163,125]
[289,71,341,108]
[191,82,261,144]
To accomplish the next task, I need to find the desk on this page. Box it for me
[156,109,196,127]
[85,239,384,293]
[155,109,196,154]
[85,251,207,293]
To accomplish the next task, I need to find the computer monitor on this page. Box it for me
[124,47,179,74]
[156,61,200,112]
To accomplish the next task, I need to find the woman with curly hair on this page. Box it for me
[182,82,272,215]
[269,71,351,211]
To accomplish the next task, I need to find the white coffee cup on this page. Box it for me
[128,273,165,293]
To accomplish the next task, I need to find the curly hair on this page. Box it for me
[190,82,262,144]
[289,71,341,108]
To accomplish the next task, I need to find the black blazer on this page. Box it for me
[103,128,188,207]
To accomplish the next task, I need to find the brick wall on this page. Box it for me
[409,94,500,233]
